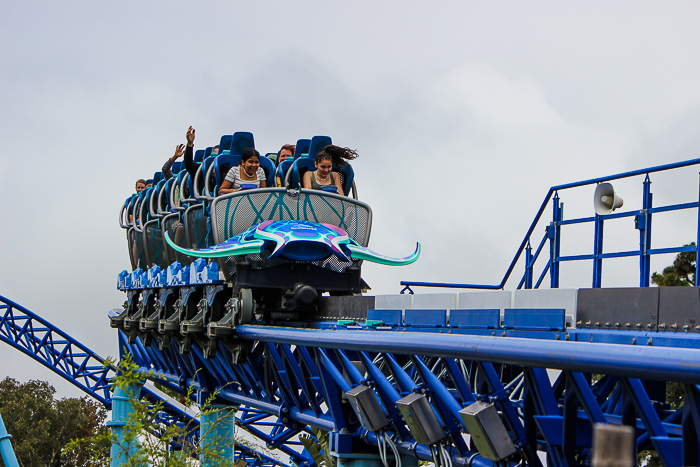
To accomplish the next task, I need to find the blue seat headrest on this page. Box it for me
[153,172,163,185]
[218,135,234,153]
[231,132,255,156]
[171,161,183,174]
[307,135,332,159]
[295,139,311,160]
[195,149,206,163]
[257,154,276,187]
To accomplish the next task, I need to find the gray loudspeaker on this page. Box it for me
[594,183,624,215]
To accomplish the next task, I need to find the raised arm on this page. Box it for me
[183,126,198,180]
[162,144,185,180]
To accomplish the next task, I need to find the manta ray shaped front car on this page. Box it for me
[164,220,420,266]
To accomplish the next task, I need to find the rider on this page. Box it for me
[219,148,268,194]
[302,145,357,196]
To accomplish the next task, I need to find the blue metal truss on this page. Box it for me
[119,323,700,467]
[0,295,294,467]
[0,295,112,405]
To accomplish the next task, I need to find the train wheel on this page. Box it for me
[239,288,255,325]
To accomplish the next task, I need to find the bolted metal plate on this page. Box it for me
[577,288,659,330]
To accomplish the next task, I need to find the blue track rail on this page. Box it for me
[119,321,700,467]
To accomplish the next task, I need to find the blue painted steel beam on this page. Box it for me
[120,324,700,466]
[236,326,700,384]
[0,295,112,406]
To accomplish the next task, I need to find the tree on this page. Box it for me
[0,377,110,467]
[651,242,696,286]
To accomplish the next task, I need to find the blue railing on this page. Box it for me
[401,157,700,292]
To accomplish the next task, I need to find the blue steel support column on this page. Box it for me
[0,413,19,467]
[593,213,604,288]
[639,175,653,287]
[199,394,236,467]
[108,382,144,466]
[550,192,562,288]
[525,240,533,289]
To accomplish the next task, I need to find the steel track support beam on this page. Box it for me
[108,382,144,466]
[0,413,19,467]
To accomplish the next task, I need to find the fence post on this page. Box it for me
[639,175,653,287]
[550,192,562,288]
[525,240,533,289]
[593,212,604,288]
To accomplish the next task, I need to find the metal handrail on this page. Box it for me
[401,157,700,291]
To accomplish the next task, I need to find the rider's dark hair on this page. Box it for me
[315,145,358,167]
[241,148,261,163]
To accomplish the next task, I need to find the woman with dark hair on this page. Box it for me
[219,148,267,195]
[302,145,358,196]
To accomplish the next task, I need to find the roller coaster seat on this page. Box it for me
[289,159,355,196]
[307,135,332,160]
[218,134,234,153]
[273,138,311,187]
[211,153,276,193]
[296,138,311,158]
[196,155,217,199]
[230,131,255,156]
[274,159,294,187]
[149,179,167,217]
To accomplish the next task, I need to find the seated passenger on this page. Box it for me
[135,179,146,193]
[276,144,295,186]
[182,126,219,194]
[302,145,358,196]
[278,144,294,163]
[162,144,185,180]
[219,148,268,194]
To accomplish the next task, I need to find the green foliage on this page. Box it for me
[651,243,696,286]
[0,377,109,467]
[154,382,195,408]
[67,353,271,467]
[299,429,334,467]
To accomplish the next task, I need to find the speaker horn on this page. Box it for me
[594,182,624,215]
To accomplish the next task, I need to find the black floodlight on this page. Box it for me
[459,401,516,461]
[346,385,389,432]
[396,393,445,445]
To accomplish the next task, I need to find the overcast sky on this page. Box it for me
[2,1,700,399]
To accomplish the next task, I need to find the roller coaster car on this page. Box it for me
[114,135,419,359]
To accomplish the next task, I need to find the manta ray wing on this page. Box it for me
[346,242,421,266]
[164,231,265,258]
